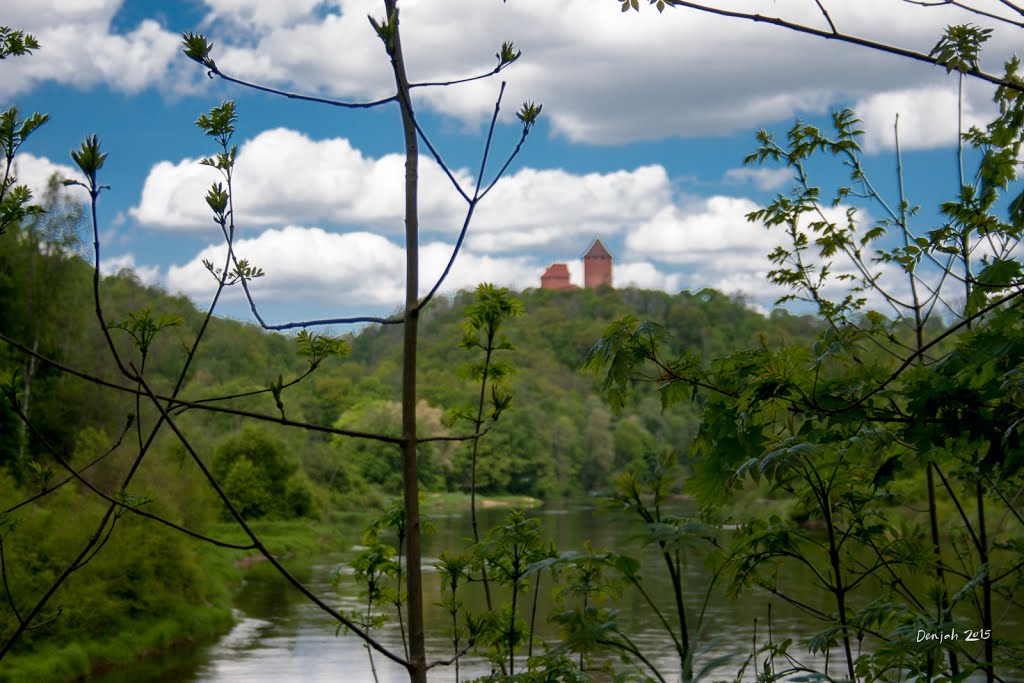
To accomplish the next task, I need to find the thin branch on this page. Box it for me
[75,515,120,570]
[417,202,477,312]
[0,538,22,625]
[174,367,314,413]
[661,1,1024,92]
[0,331,404,444]
[396,76,470,203]
[813,0,838,34]
[4,416,132,514]
[425,639,475,670]
[901,0,1024,27]
[211,70,396,109]
[419,418,497,442]
[997,0,1024,16]
[416,84,530,312]
[478,124,531,201]
[473,82,507,198]
[829,287,1024,412]
[409,64,509,90]
[13,409,256,550]
[131,369,410,669]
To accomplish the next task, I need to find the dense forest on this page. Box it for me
[0,203,824,680]
[1,199,821,506]
[4,5,1024,680]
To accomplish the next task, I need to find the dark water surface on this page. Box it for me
[87,504,1013,682]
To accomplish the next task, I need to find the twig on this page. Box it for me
[660,1,1024,92]
[131,368,410,669]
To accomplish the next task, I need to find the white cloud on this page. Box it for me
[3,0,121,29]
[0,5,184,98]
[855,86,991,152]
[102,252,162,284]
[165,225,541,308]
[131,128,469,231]
[627,196,769,264]
[622,195,895,308]
[173,0,1017,145]
[615,261,684,291]
[131,128,673,249]
[467,165,671,249]
[723,166,794,191]
[4,1,1015,145]
[200,0,338,30]
[12,153,84,200]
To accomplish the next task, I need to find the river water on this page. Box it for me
[88,504,1013,682]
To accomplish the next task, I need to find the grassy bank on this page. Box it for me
[0,602,233,683]
[0,501,543,683]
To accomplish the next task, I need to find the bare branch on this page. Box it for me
[212,71,397,110]
[660,1,1024,92]
[813,0,837,34]
[12,409,257,550]
[131,369,410,670]
[0,331,404,444]
[901,0,1024,27]
[4,414,132,514]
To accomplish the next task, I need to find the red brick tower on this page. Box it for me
[540,263,572,290]
[583,238,612,289]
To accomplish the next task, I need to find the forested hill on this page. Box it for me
[340,285,822,498]
[1,227,821,504]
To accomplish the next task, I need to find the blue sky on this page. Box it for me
[4,0,1021,326]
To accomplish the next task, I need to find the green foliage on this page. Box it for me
[0,106,49,236]
[0,27,40,60]
[107,307,184,359]
[477,510,556,675]
[295,329,351,371]
[213,427,299,519]
[282,470,316,518]
[583,68,1024,680]
[221,455,272,518]
[179,31,218,73]
[67,134,107,197]
[621,0,669,13]
[333,399,452,491]
[930,24,993,75]
[516,101,543,130]
[0,484,231,677]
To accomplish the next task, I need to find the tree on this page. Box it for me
[0,5,540,683]
[585,48,1024,683]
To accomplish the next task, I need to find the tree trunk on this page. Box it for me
[384,2,427,681]
[16,335,39,462]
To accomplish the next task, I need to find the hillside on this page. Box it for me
[1,227,824,506]
[0,237,828,676]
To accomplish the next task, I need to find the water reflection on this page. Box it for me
[87,505,1014,682]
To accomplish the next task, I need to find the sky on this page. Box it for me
[4,0,1022,328]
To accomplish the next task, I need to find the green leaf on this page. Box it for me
[70,134,107,189]
[180,31,218,72]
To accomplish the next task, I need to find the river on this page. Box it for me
[88,503,1013,682]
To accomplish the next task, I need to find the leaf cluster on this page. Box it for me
[0,27,40,59]
[0,107,49,235]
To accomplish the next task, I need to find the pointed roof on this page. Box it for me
[583,238,612,259]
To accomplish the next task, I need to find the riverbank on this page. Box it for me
[0,603,233,683]
[0,518,347,683]
[0,499,544,683]
[421,491,542,513]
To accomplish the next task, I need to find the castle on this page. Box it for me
[540,238,613,290]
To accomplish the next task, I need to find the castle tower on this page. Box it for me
[540,263,573,290]
[583,238,613,289]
